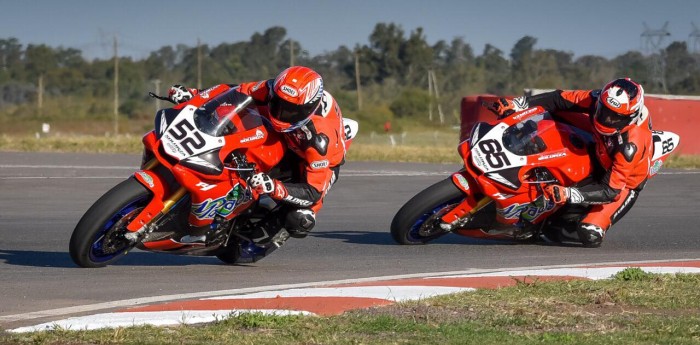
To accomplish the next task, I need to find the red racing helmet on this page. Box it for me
[593,78,644,136]
[268,66,324,132]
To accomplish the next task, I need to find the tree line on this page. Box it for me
[1,23,699,131]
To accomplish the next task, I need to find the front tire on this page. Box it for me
[69,178,151,268]
[391,178,464,245]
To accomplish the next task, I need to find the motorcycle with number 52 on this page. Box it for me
[390,106,679,245]
[69,84,358,267]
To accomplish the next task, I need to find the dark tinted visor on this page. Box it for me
[269,94,319,124]
[595,102,634,130]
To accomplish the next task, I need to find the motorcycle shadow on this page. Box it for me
[314,230,549,246]
[0,249,227,268]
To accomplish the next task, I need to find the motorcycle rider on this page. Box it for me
[168,66,347,245]
[489,78,652,247]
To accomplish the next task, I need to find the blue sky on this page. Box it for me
[2,0,699,60]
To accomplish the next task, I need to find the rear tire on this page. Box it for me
[69,178,151,268]
[390,178,464,245]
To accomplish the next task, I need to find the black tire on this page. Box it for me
[390,178,465,245]
[69,178,151,268]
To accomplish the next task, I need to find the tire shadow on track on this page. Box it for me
[312,231,528,246]
[0,250,225,268]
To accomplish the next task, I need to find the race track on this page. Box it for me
[1,151,699,329]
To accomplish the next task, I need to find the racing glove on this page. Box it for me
[488,96,529,118]
[167,84,196,104]
[250,172,288,200]
[543,185,584,205]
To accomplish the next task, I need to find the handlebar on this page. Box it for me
[148,92,176,104]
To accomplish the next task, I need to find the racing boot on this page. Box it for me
[513,220,539,241]
[577,223,605,248]
[284,209,316,239]
[249,215,289,248]
[179,224,210,244]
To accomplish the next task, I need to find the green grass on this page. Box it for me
[2,133,699,167]
[3,270,699,344]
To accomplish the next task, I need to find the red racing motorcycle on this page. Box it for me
[69,85,358,267]
[391,106,679,245]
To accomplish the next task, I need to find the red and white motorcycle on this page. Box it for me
[391,106,679,245]
[69,84,358,267]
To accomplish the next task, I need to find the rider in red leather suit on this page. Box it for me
[169,66,347,244]
[491,78,653,247]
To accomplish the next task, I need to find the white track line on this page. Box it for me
[1,258,697,324]
[8,261,700,333]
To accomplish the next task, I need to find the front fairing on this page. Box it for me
[465,107,593,224]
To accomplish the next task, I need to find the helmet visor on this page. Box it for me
[269,94,319,132]
[594,102,635,131]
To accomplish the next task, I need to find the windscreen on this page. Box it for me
[502,112,554,156]
[192,89,260,137]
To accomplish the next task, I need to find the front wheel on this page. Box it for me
[69,178,151,268]
[390,178,464,245]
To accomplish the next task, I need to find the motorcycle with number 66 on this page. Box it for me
[69,84,358,267]
[390,106,679,245]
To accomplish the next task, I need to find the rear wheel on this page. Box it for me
[391,178,465,245]
[69,178,151,268]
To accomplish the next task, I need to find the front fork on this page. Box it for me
[124,159,187,242]
[440,172,492,229]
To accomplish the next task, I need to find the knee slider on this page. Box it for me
[577,222,605,248]
[285,209,316,238]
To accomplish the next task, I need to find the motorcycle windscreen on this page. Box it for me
[502,113,554,156]
[193,89,263,137]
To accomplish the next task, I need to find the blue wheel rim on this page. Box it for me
[88,197,148,263]
[407,198,462,243]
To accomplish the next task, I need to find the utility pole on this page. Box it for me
[37,74,43,115]
[197,38,202,90]
[290,40,295,66]
[431,70,444,124]
[354,49,362,110]
[428,70,433,122]
[427,70,444,124]
[152,79,161,111]
[113,35,119,135]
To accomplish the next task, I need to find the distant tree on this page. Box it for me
[367,23,405,82]
[476,44,510,94]
[510,36,537,88]
[664,41,700,94]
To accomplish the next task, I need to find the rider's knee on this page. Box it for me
[285,209,316,238]
[577,222,606,248]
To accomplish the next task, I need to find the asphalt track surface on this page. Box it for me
[1,151,699,329]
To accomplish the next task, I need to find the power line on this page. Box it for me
[641,21,671,93]
[690,22,700,53]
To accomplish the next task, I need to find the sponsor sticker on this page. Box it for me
[136,171,155,188]
[538,152,567,161]
[240,129,265,143]
[649,159,663,175]
[499,198,555,221]
[606,96,621,108]
[280,85,298,97]
[453,173,470,191]
[311,159,329,169]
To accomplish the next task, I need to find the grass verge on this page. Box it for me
[2,134,699,168]
[2,269,699,344]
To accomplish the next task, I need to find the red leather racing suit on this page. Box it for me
[524,90,653,232]
[238,79,347,214]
